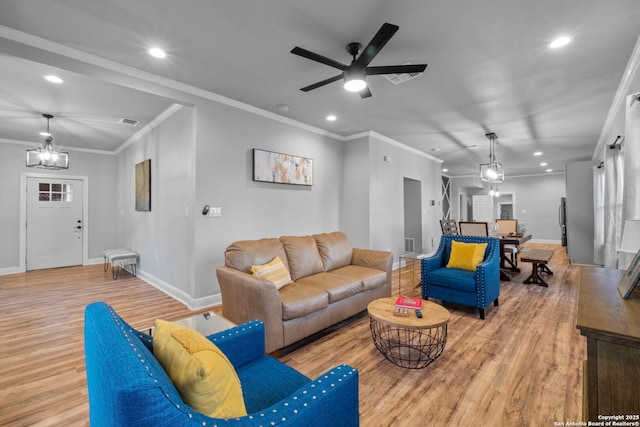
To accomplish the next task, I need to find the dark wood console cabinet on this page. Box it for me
[576,267,640,421]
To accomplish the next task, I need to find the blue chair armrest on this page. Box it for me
[225,365,358,426]
[207,320,265,368]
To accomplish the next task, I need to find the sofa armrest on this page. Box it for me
[216,266,285,352]
[351,248,393,272]
[207,320,265,369]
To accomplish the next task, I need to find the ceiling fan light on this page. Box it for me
[344,77,367,92]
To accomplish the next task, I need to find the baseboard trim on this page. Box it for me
[136,269,222,310]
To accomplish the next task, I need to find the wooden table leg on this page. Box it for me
[523,262,549,287]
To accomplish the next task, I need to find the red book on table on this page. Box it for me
[394,296,423,309]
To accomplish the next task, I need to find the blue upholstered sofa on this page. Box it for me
[84,302,359,426]
[420,235,500,319]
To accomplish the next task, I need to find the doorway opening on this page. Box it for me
[403,178,422,253]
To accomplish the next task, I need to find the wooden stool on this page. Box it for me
[521,249,554,287]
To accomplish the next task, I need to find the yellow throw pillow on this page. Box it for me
[446,241,488,271]
[153,320,247,418]
[251,256,293,289]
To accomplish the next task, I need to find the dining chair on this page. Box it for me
[440,219,459,235]
[496,219,519,265]
[458,221,489,236]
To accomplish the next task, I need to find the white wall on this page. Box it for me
[450,173,566,242]
[191,100,345,301]
[345,133,442,260]
[115,105,197,299]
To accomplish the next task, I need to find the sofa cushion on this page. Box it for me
[153,320,247,418]
[313,231,353,271]
[225,238,289,274]
[296,272,363,303]
[330,265,387,291]
[279,283,329,320]
[251,256,292,290]
[280,235,324,280]
[446,241,487,271]
[427,267,477,292]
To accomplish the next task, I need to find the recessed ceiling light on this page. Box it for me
[148,47,167,58]
[540,162,548,166]
[546,169,553,173]
[326,115,337,121]
[277,104,290,112]
[534,151,543,156]
[467,144,479,149]
[44,75,63,84]
[430,148,440,152]
[442,168,448,173]
[549,36,571,49]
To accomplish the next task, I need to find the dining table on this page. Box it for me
[497,233,532,281]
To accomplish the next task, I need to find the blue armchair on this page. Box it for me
[421,235,500,319]
[84,302,359,426]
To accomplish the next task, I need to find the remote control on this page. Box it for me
[415,309,422,318]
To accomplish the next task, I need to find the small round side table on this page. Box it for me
[367,297,450,369]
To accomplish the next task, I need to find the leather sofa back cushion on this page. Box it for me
[225,238,289,274]
[313,231,353,272]
[280,235,324,281]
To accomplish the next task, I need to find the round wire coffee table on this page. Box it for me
[367,297,450,369]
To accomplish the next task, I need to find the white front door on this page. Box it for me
[26,177,83,270]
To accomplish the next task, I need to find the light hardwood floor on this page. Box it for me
[0,243,584,426]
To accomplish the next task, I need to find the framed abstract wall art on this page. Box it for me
[253,149,313,186]
[135,159,151,211]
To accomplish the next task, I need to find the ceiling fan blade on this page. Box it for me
[354,23,399,68]
[365,64,427,75]
[359,87,372,99]
[300,74,344,92]
[291,47,347,71]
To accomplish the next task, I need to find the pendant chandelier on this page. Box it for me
[480,132,503,183]
[26,114,69,170]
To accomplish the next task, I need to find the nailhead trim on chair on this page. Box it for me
[421,235,500,315]
[106,306,357,425]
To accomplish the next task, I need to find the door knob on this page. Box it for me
[76,226,82,230]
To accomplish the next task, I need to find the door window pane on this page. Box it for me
[38,182,73,202]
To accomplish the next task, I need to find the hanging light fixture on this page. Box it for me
[26,114,69,169]
[480,132,504,183]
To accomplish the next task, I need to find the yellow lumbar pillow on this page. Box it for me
[446,241,488,271]
[153,319,247,418]
[251,256,293,289]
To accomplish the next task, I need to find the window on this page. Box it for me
[38,182,73,202]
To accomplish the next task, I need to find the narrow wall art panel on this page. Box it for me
[253,149,313,186]
[135,159,151,211]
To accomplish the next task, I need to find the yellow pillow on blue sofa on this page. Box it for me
[446,241,488,271]
[153,319,247,418]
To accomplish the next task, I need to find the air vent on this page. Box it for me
[118,118,140,126]
[382,62,423,85]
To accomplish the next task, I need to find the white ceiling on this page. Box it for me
[1,0,639,176]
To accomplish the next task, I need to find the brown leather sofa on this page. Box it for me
[216,231,393,353]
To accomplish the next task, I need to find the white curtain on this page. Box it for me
[620,92,640,269]
[603,143,624,269]
[593,164,605,265]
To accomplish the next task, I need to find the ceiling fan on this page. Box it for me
[291,23,427,98]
